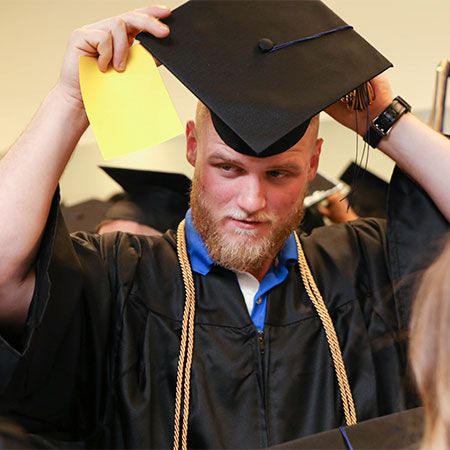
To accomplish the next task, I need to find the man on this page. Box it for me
[0,3,449,449]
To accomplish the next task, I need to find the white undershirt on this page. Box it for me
[234,271,260,315]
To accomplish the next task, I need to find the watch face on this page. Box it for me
[385,109,398,122]
[365,97,411,147]
[379,98,409,130]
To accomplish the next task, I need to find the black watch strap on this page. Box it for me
[364,96,411,148]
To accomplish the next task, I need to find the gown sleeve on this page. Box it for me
[387,166,449,330]
[0,190,113,442]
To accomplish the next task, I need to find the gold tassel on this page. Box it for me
[340,81,375,112]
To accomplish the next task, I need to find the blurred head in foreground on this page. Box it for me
[410,235,450,449]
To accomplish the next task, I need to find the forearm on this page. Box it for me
[378,113,450,222]
[0,85,88,291]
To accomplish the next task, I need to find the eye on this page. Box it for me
[217,164,243,175]
[266,170,285,178]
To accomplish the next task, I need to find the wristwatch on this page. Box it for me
[364,96,411,148]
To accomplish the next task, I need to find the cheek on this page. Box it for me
[268,183,306,215]
[200,170,236,206]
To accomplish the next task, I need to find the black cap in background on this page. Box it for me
[339,162,389,218]
[137,0,392,157]
[100,166,191,233]
[61,199,114,233]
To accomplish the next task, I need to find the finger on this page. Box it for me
[73,28,114,72]
[317,206,330,217]
[84,17,129,71]
[93,11,170,69]
[81,7,171,72]
[135,5,172,19]
[326,192,341,204]
[107,17,130,71]
[119,9,170,38]
[96,32,113,72]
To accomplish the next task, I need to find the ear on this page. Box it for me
[307,138,323,182]
[186,120,198,167]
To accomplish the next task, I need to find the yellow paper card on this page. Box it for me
[79,44,183,160]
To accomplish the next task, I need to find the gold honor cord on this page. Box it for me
[174,220,196,450]
[293,231,357,426]
[173,221,357,450]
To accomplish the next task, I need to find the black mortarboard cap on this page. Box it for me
[137,0,392,157]
[100,166,191,232]
[340,162,389,218]
[61,199,114,233]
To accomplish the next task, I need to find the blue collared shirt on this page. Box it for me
[184,209,298,332]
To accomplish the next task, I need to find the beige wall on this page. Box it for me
[1,0,449,205]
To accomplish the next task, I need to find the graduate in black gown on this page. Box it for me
[0,2,450,449]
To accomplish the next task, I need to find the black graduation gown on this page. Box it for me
[0,168,447,449]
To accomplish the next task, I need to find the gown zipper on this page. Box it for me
[258,331,265,355]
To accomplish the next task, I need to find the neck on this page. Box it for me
[247,257,275,282]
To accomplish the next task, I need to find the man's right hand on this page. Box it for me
[57,5,171,109]
[318,192,359,224]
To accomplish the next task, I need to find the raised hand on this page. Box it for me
[58,5,171,107]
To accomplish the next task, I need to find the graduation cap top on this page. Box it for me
[100,166,191,233]
[137,0,392,157]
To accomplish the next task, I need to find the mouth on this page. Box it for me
[229,218,268,230]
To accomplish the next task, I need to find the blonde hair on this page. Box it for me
[410,235,450,449]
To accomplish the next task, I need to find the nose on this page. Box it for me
[236,175,267,214]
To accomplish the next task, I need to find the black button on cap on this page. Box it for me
[258,38,274,52]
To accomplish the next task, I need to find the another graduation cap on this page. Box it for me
[61,199,114,233]
[137,0,392,157]
[100,166,191,233]
[340,162,389,218]
[300,171,343,234]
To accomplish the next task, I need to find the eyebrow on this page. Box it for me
[267,162,302,171]
[208,152,302,172]
[207,152,244,166]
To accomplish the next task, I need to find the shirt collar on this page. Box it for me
[184,209,298,276]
